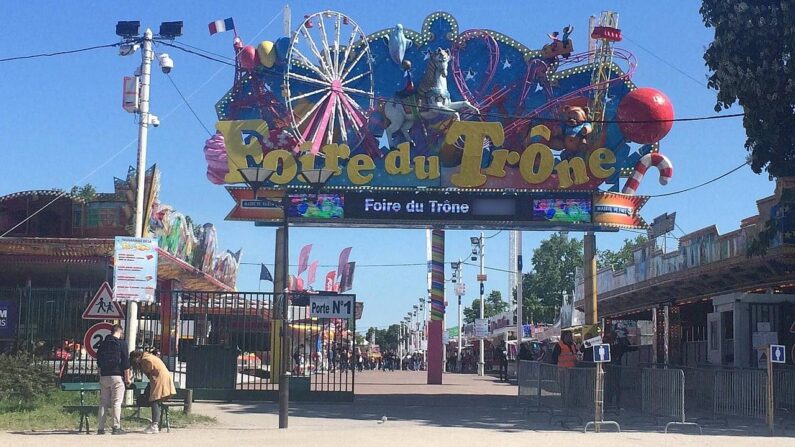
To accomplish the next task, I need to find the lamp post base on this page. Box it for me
[278,372,291,428]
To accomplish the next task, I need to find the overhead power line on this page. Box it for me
[645,161,749,198]
[0,42,122,62]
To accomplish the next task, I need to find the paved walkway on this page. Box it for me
[2,371,794,446]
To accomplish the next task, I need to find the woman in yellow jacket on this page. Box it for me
[130,350,176,434]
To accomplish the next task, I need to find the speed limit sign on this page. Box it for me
[83,322,114,359]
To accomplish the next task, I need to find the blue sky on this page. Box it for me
[0,1,772,331]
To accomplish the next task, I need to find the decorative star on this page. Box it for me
[465,68,477,81]
[502,58,512,69]
[367,53,377,64]
[423,48,431,61]
[263,82,272,92]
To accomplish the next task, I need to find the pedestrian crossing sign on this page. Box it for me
[593,343,611,363]
[82,282,124,320]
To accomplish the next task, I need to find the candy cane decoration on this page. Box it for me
[622,152,673,195]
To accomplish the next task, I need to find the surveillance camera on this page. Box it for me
[148,115,160,127]
[158,53,174,73]
[119,43,140,56]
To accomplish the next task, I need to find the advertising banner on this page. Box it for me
[0,300,17,338]
[113,236,158,302]
[474,318,489,339]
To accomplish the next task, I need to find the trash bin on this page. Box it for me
[186,344,240,389]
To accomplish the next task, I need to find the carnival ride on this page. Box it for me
[207,10,675,194]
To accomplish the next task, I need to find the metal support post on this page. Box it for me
[478,232,485,377]
[278,192,291,429]
[584,232,597,325]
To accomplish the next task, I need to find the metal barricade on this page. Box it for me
[713,368,767,421]
[641,367,702,433]
[774,366,795,414]
[538,363,564,413]
[603,364,642,412]
[518,360,550,417]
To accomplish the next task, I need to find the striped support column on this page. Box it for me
[427,228,444,384]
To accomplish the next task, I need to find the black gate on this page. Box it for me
[144,291,356,401]
[2,288,356,402]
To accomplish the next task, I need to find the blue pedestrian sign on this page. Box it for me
[593,343,611,363]
[771,344,786,364]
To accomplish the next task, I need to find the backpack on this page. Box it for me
[96,336,121,373]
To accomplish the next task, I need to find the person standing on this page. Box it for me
[495,342,509,382]
[129,350,176,434]
[551,331,578,368]
[96,324,131,435]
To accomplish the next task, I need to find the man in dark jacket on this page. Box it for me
[96,324,131,435]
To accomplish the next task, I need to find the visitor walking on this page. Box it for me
[551,331,578,368]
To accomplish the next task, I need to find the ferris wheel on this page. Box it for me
[284,11,375,154]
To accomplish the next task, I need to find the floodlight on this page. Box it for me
[116,21,141,38]
[159,21,183,38]
[470,237,480,245]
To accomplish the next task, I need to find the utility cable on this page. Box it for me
[0,12,283,238]
[645,161,748,198]
[0,42,122,62]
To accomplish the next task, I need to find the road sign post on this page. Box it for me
[82,282,125,320]
[585,344,620,434]
[83,322,115,359]
[768,344,786,432]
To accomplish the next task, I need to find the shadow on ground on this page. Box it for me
[217,391,795,438]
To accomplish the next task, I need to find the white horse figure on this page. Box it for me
[383,48,479,148]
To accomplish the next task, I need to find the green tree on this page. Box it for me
[463,290,508,324]
[521,232,583,323]
[69,184,97,201]
[700,1,795,176]
[597,235,648,270]
[364,324,401,351]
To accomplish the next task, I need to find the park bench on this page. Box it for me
[61,382,190,434]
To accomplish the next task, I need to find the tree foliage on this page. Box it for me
[700,1,795,176]
[364,324,401,351]
[597,235,648,270]
[69,184,97,201]
[521,232,583,324]
[463,290,508,324]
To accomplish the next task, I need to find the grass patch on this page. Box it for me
[0,388,215,432]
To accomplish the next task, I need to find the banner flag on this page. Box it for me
[336,247,352,277]
[208,18,235,35]
[324,271,336,291]
[307,260,319,285]
[340,262,356,292]
[297,244,313,276]
[259,264,273,282]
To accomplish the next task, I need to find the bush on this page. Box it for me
[0,353,56,410]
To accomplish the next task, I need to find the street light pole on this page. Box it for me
[126,28,154,355]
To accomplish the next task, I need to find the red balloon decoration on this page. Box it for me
[238,45,258,71]
[616,87,674,144]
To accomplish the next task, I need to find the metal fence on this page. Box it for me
[713,368,767,420]
[1,287,356,401]
[517,360,795,431]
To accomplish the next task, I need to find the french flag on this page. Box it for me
[208,18,235,35]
